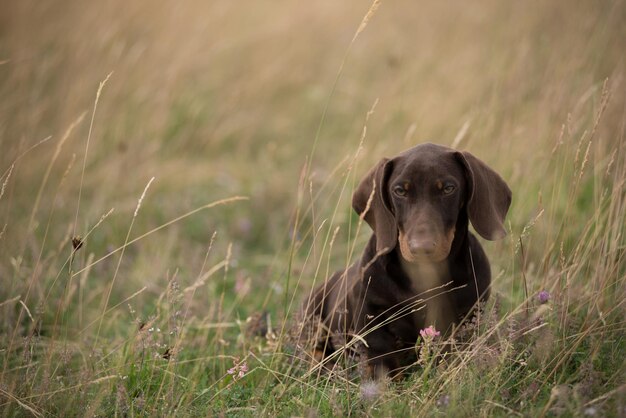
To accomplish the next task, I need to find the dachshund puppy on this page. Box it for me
[301,143,512,378]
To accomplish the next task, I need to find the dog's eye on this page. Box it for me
[393,185,407,197]
[443,184,456,195]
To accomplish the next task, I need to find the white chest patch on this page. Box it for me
[400,257,454,331]
[400,258,449,294]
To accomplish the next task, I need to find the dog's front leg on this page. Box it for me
[361,327,403,380]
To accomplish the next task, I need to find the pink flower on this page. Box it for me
[420,325,441,339]
[238,362,248,378]
[227,359,248,380]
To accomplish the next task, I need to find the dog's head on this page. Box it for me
[352,143,512,262]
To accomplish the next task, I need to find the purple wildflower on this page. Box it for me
[537,290,550,304]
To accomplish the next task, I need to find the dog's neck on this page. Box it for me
[399,256,450,296]
[399,255,455,331]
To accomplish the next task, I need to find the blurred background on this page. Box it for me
[1,0,624,328]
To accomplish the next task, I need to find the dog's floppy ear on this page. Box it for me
[352,158,397,253]
[455,151,512,240]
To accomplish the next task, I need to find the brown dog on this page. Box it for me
[301,143,511,378]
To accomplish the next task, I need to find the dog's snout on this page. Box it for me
[404,223,438,256]
[399,220,452,262]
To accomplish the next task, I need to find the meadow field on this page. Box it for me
[1,0,625,416]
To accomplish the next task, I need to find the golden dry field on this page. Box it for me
[1,1,625,416]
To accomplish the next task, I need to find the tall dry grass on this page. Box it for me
[1,0,625,416]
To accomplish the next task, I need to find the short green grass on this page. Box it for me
[1,0,625,416]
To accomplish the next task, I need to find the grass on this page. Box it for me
[1,0,625,416]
